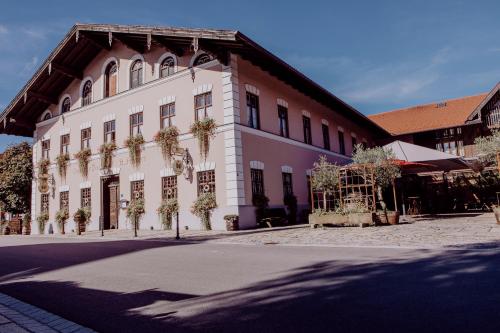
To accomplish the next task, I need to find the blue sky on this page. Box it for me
[1,0,500,150]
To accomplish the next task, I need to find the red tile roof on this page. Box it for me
[368,93,488,135]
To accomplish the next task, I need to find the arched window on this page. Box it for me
[130,60,143,89]
[193,53,211,66]
[105,62,118,97]
[42,112,52,121]
[82,80,92,106]
[61,97,71,114]
[160,57,175,78]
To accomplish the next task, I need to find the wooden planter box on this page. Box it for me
[309,213,374,228]
[374,211,400,225]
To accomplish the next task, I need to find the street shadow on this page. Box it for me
[1,241,500,332]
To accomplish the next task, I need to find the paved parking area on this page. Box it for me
[47,213,500,249]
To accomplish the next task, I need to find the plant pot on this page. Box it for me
[494,207,500,224]
[309,213,349,227]
[74,217,85,235]
[386,211,400,225]
[348,213,374,225]
[22,225,31,235]
[225,217,239,231]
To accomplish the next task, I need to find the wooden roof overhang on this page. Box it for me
[0,24,389,138]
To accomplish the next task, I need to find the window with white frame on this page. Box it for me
[194,92,212,121]
[160,103,175,128]
[130,112,143,136]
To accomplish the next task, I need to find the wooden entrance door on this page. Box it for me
[102,176,119,230]
[109,182,119,229]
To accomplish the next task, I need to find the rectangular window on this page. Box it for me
[160,103,176,129]
[131,180,144,202]
[246,92,260,129]
[250,169,264,197]
[60,191,69,210]
[104,120,116,144]
[322,124,330,150]
[81,128,91,150]
[303,116,312,144]
[197,170,216,195]
[194,92,212,121]
[41,139,50,159]
[41,193,49,214]
[162,176,178,200]
[81,188,91,209]
[338,131,345,155]
[282,172,293,197]
[278,105,289,138]
[130,112,143,136]
[60,134,70,155]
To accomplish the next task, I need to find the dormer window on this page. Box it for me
[61,97,71,114]
[130,60,143,89]
[82,80,92,106]
[193,53,211,66]
[160,57,175,78]
[105,62,118,97]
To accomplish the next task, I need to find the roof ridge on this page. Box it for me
[369,92,488,117]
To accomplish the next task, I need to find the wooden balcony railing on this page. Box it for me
[486,107,500,128]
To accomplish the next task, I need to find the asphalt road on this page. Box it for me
[0,236,500,333]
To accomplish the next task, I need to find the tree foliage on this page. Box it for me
[311,155,339,193]
[0,142,33,213]
[475,130,500,170]
[352,144,401,189]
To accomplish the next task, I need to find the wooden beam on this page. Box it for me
[113,34,145,53]
[200,41,229,66]
[151,36,185,56]
[80,32,112,50]
[8,118,32,130]
[28,91,58,105]
[51,63,83,80]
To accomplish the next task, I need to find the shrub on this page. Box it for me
[191,192,217,230]
[157,198,178,230]
[37,212,49,234]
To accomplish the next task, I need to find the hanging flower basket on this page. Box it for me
[56,153,70,179]
[74,148,92,177]
[38,158,50,175]
[99,142,117,170]
[125,134,145,167]
[190,118,217,159]
[154,126,180,162]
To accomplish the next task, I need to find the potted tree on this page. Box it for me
[73,207,91,235]
[475,130,500,223]
[22,213,31,235]
[37,212,49,235]
[127,198,145,237]
[191,192,217,230]
[55,208,69,235]
[223,215,239,231]
[352,145,401,225]
[311,155,340,212]
[157,198,178,230]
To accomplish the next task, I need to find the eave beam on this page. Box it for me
[51,63,83,80]
[151,36,185,56]
[27,91,58,105]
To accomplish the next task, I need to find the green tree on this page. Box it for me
[352,144,401,212]
[475,130,500,173]
[0,142,33,214]
[311,155,340,211]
